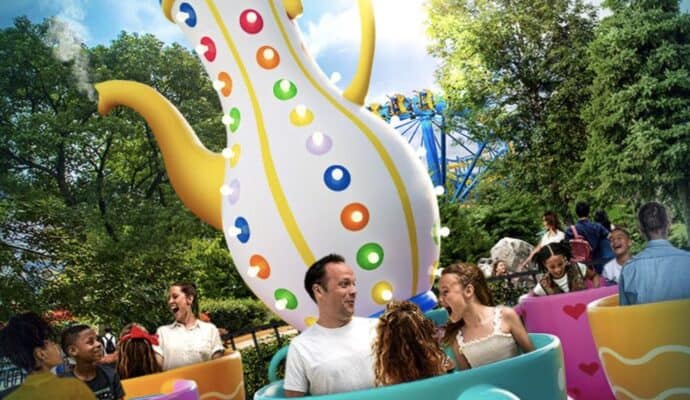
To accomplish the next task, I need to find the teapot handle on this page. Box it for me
[284,0,374,105]
[341,0,375,105]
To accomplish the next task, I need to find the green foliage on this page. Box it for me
[427,0,598,208]
[0,18,251,327]
[240,336,294,399]
[670,223,689,250]
[581,0,690,245]
[438,175,544,265]
[200,297,281,332]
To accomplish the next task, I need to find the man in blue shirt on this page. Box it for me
[565,201,614,273]
[619,201,690,305]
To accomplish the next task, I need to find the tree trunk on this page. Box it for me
[678,179,690,249]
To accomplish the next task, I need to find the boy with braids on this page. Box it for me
[115,324,162,380]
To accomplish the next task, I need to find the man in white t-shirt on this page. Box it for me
[602,227,633,284]
[284,254,377,397]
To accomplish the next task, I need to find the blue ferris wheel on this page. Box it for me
[367,90,507,202]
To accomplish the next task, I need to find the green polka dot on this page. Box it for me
[273,79,297,100]
[274,288,298,310]
[356,242,384,270]
[228,107,241,133]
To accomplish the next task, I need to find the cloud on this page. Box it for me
[103,0,185,45]
[299,0,439,102]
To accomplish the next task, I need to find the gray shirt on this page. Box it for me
[619,240,690,305]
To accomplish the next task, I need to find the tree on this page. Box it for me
[427,0,598,210]
[0,18,251,327]
[581,0,690,245]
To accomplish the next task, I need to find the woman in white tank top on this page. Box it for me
[438,263,534,370]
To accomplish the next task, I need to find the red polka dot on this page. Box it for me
[200,36,216,62]
[240,9,263,34]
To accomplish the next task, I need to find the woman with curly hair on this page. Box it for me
[372,301,450,386]
[116,323,162,379]
[439,263,534,370]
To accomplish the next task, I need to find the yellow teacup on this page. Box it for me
[587,295,690,399]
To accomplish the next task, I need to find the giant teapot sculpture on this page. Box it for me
[96,0,441,330]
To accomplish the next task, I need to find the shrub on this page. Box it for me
[200,297,281,332]
[240,335,295,399]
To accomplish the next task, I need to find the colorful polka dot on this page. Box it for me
[198,37,216,62]
[256,46,280,69]
[222,107,240,133]
[273,79,297,100]
[289,105,314,126]
[274,288,298,310]
[240,9,263,34]
[341,203,370,231]
[371,281,394,305]
[306,131,332,155]
[228,144,241,167]
[178,3,197,27]
[248,254,270,279]
[323,165,351,191]
[223,179,240,204]
[215,72,232,97]
[357,242,384,270]
[429,260,439,285]
[304,316,317,327]
[234,217,250,243]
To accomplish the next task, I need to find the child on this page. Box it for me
[439,263,534,370]
[116,323,162,380]
[0,312,95,400]
[372,301,449,386]
[62,325,125,400]
[531,240,601,296]
[602,227,632,284]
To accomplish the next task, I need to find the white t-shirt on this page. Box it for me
[539,230,565,247]
[533,263,587,296]
[602,258,622,283]
[284,317,378,396]
[155,320,224,371]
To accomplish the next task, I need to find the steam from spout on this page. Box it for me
[44,0,95,101]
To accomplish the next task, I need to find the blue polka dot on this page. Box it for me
[180,3,197,27]
[323,165,351,191]
[235,217,250,243]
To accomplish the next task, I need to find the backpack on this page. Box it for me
[102,333,116,354]
[569,225,592,263]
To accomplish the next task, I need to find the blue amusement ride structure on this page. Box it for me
[367,90,507,202]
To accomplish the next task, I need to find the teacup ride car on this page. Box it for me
[588,295,690,400]
[122,352,244,400]
[515,285,618,400]
[127,379,198,400]
[256,332,568,399]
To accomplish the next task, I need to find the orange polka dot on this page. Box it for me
[217,72,232,97]
[250,254,270,279]
[256,46,280,69]
[340,203,370,231]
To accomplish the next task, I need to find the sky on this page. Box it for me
[1,0,688,103]
[0,0,438,104]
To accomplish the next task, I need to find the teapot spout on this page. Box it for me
[96,80,224,230]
